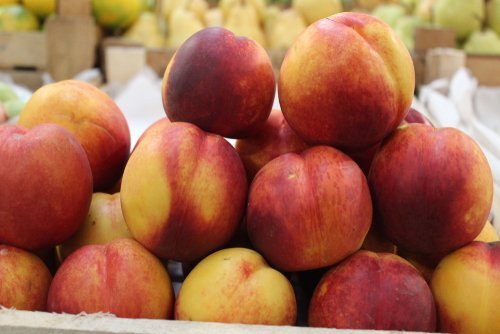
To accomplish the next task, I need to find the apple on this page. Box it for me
[369,124,493,255]
[0,124,93,250]
[120,119,248,262]
[175,247,297,325]
[433,0,484,41]
[278,12,414,152]
[402,107,434,126]
[487,0,500,36]
[431,241,500,333]
[162,27,275,139]
[0,245,52,311]
[235,109,309,181]
[309,250,436,331]
[247,145,372,272]
[57,192,133,262]
[47,238,174,319]
[18,80,131,191]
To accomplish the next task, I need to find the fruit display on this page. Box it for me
[1,2,500,334]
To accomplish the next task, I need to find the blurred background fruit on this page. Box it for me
[0,4,39,31]
[92,0,143,30]
[22,0,55,19]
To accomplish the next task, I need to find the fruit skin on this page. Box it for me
[0,4,39,32]
[47,238,174,319]
[0,245,52,311]
[162,27,275,139]
[57,192,133,262]
[92,0,142,30]
[0,124,93,250]
[433,0,484,41]
[487,0,500,37]
[235,109,309,181]
[309,250,436,331]
[18,80,131,192]
[22,0,55,18]
[463,29,500,55]
[278,12,414,152]
[431,241,500,334]
[247,145,372,272]
[292,0,343,25]
[175,247,297,325]
[368,124,493,254]
[120,120,248,263]
[402,107,434,126]
[400,221,500,283]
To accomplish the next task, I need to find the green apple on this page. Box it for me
[464,29,500,55]
[372,4,406,28]
[487,0,500,37]
[433,0,484,41]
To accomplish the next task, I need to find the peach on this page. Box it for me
[57,192,133,262]
[120,119,247,262]
[431,241,500,333]
[278,12,414,151]
[47,238,174,319]
[235,109,309,181]
[18,80,131,191]
[369,124,493,254]
[162,27,275,138]
[175,247,297,325]
[247,145,372,272]
[0,124,93,250]
[309,250,436,331]
[0,245,52,311]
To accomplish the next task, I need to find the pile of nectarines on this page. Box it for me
[0,11,498,334]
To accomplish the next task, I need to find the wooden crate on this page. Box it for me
[466,55,500,87]
[0,309,399,334]
[0,0,97,89]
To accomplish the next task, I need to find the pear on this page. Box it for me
[264,5,281,37]
[463,29,500,55]
[219,0,239,22]
[124,11,166,48]
[224,3,266,47]
[394,15,427,50]
[204,7,223,27]
[415,0,437,22]
[292,0,343,25]
[167,7,204,49]
[247,0,266,24]
[161,0,189,21]
[433,0,484,41]
[188,0,208,25]
[487,0,500,37]
[372,4,406,28]
[268,8,307,49]
[356,0,398,12]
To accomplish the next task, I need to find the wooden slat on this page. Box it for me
[0,32,48,70]
[0,309,412,334]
